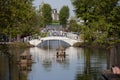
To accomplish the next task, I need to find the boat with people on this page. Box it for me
[102,66,120,80]
[56,46,68,57]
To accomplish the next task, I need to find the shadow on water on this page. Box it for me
[74,48,108,80]
[0,44,13,80]
[0,44,33,80]
[107,43,120,68]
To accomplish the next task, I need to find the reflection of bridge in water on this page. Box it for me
[29,33,83,47]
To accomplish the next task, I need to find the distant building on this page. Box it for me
[39,0,59,21]
[52,9,59,21]
[76,18,84,25]
[68,17,84,25]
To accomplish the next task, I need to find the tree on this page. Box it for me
[72,0,97,42]
[59,6,69,27]
[92,0,120,44]
[0,0,38,41]
[72,0,120,45]
[68,19,81,32]
[21,10,40,36]
[72,0,94,25]
[108,6,120,39]
[41,3,52,26]
[37,13,44,28]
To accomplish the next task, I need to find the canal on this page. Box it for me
[0,43,110,80]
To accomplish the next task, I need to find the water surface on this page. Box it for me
[28,47,107,80]
[0,44,108,80]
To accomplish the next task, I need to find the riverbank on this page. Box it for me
[7,42,34,49]
[74,39,120,49]
[73,42,109,49]
[2,41,34,49]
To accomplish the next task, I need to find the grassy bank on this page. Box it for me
[8,42,34,49]
[73,42,109,49]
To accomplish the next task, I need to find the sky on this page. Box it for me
[33,0,75,17]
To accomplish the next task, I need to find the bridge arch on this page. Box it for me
[29,36,82,47]
[37,40,71,48]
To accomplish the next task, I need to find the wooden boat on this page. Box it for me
[56,46,67,57]
[102,69,120,80]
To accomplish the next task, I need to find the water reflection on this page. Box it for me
[28,47,107,80]
[0,45,33,80]
[17,50,32,75]
[0,44,17,80]
[0,44,109,80]
[0,44,10,80]
[75,48,107,80]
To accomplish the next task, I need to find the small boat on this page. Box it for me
[102,69,120,80]
[56,46,67,57]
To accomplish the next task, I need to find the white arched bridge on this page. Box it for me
[29,36,83,47]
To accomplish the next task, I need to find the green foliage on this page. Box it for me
[0,0,38,41]
[72,0,94,24]
[39,33,47,37]
[108,6,120,38]
[38,7,45,28]
[69,19,81,32]
[41,3,52,26]
[59,6,69,27]
[72,0,120,45]
[52,20,60,24]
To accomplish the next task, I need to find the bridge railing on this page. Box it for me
[27,31,81,42]
[48,31,80,41]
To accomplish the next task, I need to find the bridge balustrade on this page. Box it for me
[48,31,80,41]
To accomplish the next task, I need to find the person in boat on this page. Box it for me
[111,66,120,75]
[102,66,120,80]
